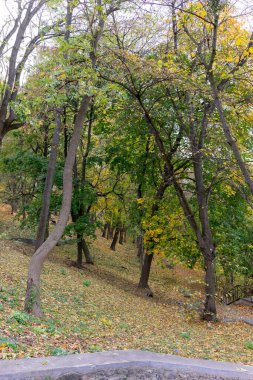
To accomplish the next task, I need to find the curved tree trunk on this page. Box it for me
[24,95,91,317]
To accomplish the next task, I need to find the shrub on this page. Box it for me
[8,311,31,325]
[83,279,91,287]
[245,341,253,350]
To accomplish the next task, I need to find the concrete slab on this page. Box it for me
[0,350,252,379]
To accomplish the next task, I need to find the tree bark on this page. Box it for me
[119,227,124,245]
[76,233,83,268]
[203,255,216,321]
[123,229,127,242]
[110,227,120,251]
[102,222,108,237]
[106,222,111,239]
[108,224,114,239]
[82,238,94,264]
[138,252,153,292]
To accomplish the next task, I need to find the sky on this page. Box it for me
[0,0,252,26]
[0,0,252,51]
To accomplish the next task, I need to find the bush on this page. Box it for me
[8,311,32,325]
[83,279,91,287]
[245,341,253,350]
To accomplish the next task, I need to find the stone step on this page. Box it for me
[0,350,253,380]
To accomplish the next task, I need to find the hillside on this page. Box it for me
[0,205,252,364]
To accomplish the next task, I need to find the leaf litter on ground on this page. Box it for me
[0,204,252,364]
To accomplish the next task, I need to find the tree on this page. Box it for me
[24,0,128,317]
[0,0,61,144]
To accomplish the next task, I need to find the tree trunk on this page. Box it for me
[11,201,18,214]
[110,227,120,251]
[203,255,216,321]
[138,175,169,291]
[138,252,153,290]
[106,222,111,239]
[76,233,83,268]
[209,73,253,195]
[109,225,114,239]
[24,95,91,317]
[82,238,94,264]
[189,111,217,321]
[119,228,124,245]
[102,222,108,238]
[34,114,61,252]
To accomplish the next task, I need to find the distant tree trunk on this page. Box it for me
[109,225,114,239]
[76,233,83,268]
[82,238,94,264]
[102,222,108,238]
[110,227,120,251]
[119,228,124,245]
[34,114,61,252]
[11,201,18,214]
[106,222,111,239]
[123,229,127,242]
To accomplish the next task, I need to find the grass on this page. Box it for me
[0,204,252,364]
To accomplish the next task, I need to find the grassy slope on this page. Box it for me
[0,205,252,363]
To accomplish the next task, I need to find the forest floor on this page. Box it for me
[0,205,252,364]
